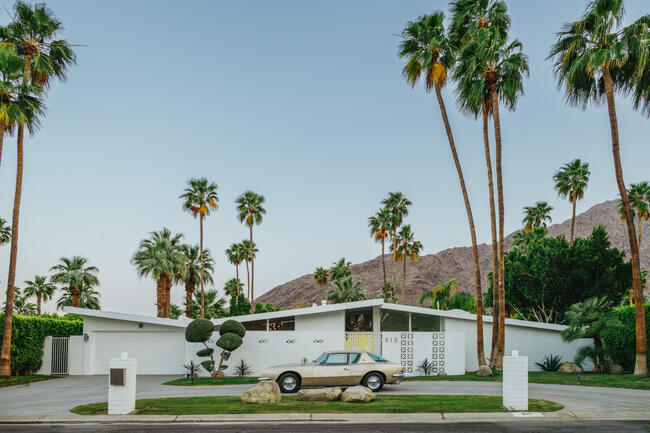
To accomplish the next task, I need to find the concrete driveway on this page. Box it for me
[0,375,649,416]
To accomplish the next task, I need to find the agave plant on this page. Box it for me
[535,354,562,372]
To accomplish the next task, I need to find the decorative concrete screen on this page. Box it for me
[381,332,465,376]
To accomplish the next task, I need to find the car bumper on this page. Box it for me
[390,373,405,384]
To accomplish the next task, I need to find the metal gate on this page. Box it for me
[51,337,69,375]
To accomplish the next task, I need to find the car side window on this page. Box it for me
[323,353,348,365]
[350,353,361,364]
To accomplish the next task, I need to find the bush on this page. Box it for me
[184,318,214,343]
[219,320,246,338]
[234,358,252,378]
[201,360,214,372]
[196,347,214,357]
[217,333,243,352]
[535,354,563,372]
[0,313,82,375]
[602,304,650,371]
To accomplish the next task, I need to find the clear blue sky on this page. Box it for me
[1,1,648,315]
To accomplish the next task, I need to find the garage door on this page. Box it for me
[94,331,185,374]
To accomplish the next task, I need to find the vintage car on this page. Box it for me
[259,351,404,393]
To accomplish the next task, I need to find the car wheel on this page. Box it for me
[278,372,300,393]
[362,372,384,392]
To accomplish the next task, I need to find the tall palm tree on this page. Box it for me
[522,201,553,233]
[329,257,352,282]
[50,256,99,309]
[180,244,214,318]
[225,242,247,296]
[56,283,100,311]
[0,45,32,166]
[368,207,391,285]
[405,239,424,305]
[235,191,266,313]
[553,159,590,243]
[380,192,412,291]
[223,278,242,298]
[240,239,257,301]
[326,277,366,304]
[23,275,56,315]
[0,1,75,377]
[180,178,218,318]
[549,0,649,377]
[131,228,185,318]
[187,289,226,319]
[313,267,329,301]
[395,225,416,303]
[400,12,486,365]
[420,279,458,310]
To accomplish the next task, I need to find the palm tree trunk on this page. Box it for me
[434,83,486,367]
[246,261,250,299]
[249,225,255,314]
[156,277,165,318]
[0,125,5,167]
[199,214,205,318]
[165,277,171,318]
[638,213,643,250]
[603,65,647,377]
[235,264,240,296]
[392,234,398,300]
[570,199,577,244]
[185,283,193,318]
[36,292,42,316]
[402,251,407,304]
[491,82,506,370]
[71,286,80,308]
[381,237,387,286]
[0,123,25,377]
[482,101,500,368]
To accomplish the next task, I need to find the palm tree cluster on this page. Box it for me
[0,1,76,378]
[312,257,366,305]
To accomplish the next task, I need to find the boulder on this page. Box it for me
[241,381,281,404]
[608,363,625,375]
[592,365,601,374]
[341,385,376,403]
[296,387,342,402]
[476,365,493,377]
[436,371,448,377]
[558,362,584,374]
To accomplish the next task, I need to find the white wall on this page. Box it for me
[381,332,465,376]
[68,336,84,375]
[36,336,52,375]
[295,311,344,332]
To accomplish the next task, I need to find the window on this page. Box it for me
[242,319,266,331]
[323,353,348,365]
[380,310,409,331]
[350,353,361,363]
[345,308,373,332]
[269,316,295,331]
[411,313,441,332]
[368,353,388,362]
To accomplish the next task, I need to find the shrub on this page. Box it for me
[535,354,563,372]
[196,347,214,357]
[184,360,202,384]
[217,333,243,352]
[201,360,214,372]
[219,320,246,338]
[234,359,252,378]
[417,358,434,376]
[0,313,82,375]
[184,318,214,342]
[602,304,650,371]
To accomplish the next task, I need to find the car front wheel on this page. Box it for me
[278,372,300,393]
[362,372,384,392]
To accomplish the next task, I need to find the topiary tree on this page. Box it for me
[215,319,245,378]
[185,318,218,379]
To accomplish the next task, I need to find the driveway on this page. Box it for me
[0,375,649,416]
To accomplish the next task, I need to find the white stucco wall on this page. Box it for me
[295,310,344,332]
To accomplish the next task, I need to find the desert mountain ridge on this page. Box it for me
[256,199,649,308]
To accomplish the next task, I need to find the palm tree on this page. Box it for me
[549,0,649,377]
[0,45,32,166]
[0,218,10,245]
[400,11,487,365]
[23,275,56,315]
[522,201,553,233]
[553,159,590,243]
[180,178,218,318]
[6,288,35,316]
[313,267,329,301]
[180,244,214,318]
[240,239,258,301]
[50,256,99,309]
[235,191,266,313]
[56,283,100,311]
[326,277,366,304]
[420,279,459,310]
[131,228,185,318]
[187,289,226,319]
[395,225,416,303]
[0,1,75,378]
[368,207,391,285]
[223,278,243,298]
[380,192,412,290]
[329,257,352,282]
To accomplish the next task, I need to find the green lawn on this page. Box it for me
[163,377,259,386]
[70,395,562,415]
[406,372,650,390]
[0,375,58,388]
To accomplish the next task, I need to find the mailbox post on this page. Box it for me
[108,352,137,415]
[503,350,528,411]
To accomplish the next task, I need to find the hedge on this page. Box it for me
[602,304,650,371]
[0,313,83,375]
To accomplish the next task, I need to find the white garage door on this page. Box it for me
[94,331,185,374]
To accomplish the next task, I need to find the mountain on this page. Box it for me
[256,200,649,308]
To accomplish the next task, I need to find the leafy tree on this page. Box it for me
[186,289,226,319]
[553,159,590,244]
[448,292,477,314]
[56,283,100,311]
[229,293,251,317]
[420,279,458,310]
[329,257,351,282]
[326,277,366,304]
[23,275,56,315]
[50,256,99,309]
[131,228,184,318]
[511,226,548,253]
[522,201,553,233]
[380,282,398,304]
[180,178,219,318]
[180,244,214,318]
[235,191,266,313]
[548,0,649,377]
[368,207,392,285]
[313,267,329,301]
[381,192,412,291]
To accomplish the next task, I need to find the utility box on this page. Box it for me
[503,350,528,411]
[108,352,136,415]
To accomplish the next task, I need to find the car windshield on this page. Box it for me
[368,352,388,362]
[313,352,327,365]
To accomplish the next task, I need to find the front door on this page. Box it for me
[311,352,351,386]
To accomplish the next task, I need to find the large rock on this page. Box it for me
[341,385,376,403]
[558,362,584,374]
[241,381,281,404]
[608,363,625,375]
[296,387,342,402]
[476,365,493,377]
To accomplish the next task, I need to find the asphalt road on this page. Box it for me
[0,421,649,432]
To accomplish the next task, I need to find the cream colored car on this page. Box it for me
[259,351,404,393]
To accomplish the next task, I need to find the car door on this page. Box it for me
[311,352,351,386]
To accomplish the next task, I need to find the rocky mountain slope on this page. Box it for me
[256,200,649,308]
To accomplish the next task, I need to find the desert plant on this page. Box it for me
[234,358,252,378]
[417,358,434,376]
[535,354,563,372]
[184,360,202,384]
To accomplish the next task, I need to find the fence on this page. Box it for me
[51,337,69,375]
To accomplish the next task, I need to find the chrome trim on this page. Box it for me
[258,377,271,381]
[392,373,405,378]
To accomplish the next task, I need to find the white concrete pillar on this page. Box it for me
[503,350,528,411]
[108,352,137,415]
[36,336,52,375]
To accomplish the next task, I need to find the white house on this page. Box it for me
[37,300,589,377]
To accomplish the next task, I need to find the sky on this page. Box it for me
[0,0,649,316]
